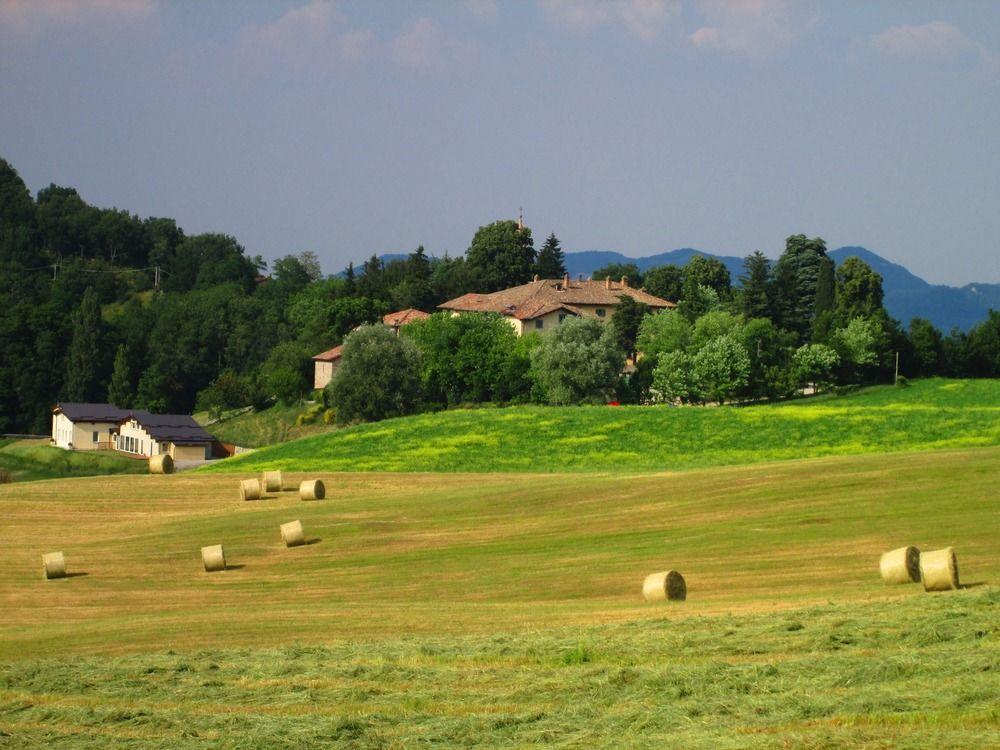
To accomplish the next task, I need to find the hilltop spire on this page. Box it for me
[517,207,524,231]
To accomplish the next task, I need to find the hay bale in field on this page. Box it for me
[262,470,283,493]
[879,546,921,584]
[642,570,686,602]
[299,479,325,500]
[239,478,261,501]
[0,468,11,484]
[201,544,226,572]
[42,551,66,580]
[920,547,960,591]
[148,454,174,475]
[280,520,305,547]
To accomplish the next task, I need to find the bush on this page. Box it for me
[328,325,422,425]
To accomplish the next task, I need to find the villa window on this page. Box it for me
[92,431,98,442]
[558,314,567,323]
[596,308,606,318]
[535,319,544,330]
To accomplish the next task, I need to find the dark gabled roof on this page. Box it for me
[123,411,215,444]
[54,403,130,423]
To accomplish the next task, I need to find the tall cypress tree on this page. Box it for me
[772,234,829,340]
[107,344,133,408]
[64,287,103,401]
[533,233,566,279]
[739,251,772,320]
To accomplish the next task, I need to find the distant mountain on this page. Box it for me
[563,246,999,332]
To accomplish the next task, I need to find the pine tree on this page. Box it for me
[64,287,103,401]
[107,344,133,408]
[533,233,566,279]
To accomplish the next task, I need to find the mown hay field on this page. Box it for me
[0,445,998,746]
[205,379,1000,475]
[0,439,147,483]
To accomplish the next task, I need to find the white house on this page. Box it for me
[51,403,129,450]
[114,411,215,461]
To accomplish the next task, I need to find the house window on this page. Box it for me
[596,308,606,318]
[535,319,544,330]
[92,431,98,443]
[558,314,567,323]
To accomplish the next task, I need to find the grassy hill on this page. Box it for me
[0,439,147,483]
[0,446,996,746]
[196,402,335,448]
[205,378,1000,474]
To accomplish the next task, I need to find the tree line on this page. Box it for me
[1,156,997,433]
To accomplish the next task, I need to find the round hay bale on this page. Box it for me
[280,520,305,548]
[201,544,226,572]
[239,478,261,501]
[148,454,174,475]
[42,551,66,580]
[642,570,686,602]
[262,470,283,493]
[879,546,921,584]
[299,479,325,501]
[920,547,960,591]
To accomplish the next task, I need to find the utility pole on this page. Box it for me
[894,351,899,385]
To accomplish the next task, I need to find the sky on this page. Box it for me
[1,0,998,285]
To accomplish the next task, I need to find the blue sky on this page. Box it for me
[1,1,998,284]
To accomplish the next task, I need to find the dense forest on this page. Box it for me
[1,156,998,433]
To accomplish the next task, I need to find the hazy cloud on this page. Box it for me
[391,17,477,68]
[690,0,816,57]
[465,0,499,20]
[235,1,374,66]
[871,21,972,60]
[0,0,156,34]
[541,0,679,39]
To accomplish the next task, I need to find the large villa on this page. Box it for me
[438,274,676,335]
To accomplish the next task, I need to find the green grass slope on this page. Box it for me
[0,439,147,483]
[197,403,335,448]
[206,378,1000,474]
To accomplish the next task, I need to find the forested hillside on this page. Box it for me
[2,155,998,434]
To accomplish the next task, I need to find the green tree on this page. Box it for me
[691,334,750,404]
[64,287,104,401]
[832,316,883,382]
[636,309,691,362]
[643,264,684,302]
[772,234,829,338]
[530,317,623,405]
[465,219,536,292]
[195,371,249,418]
[689,310,741,352]
[965,310,1000,377]
[791,344,839,392]
[684,255,731,298]
[678,283,721,322]
[834,256,884,321]
[908,318,944,376]
[261,341,312,405]
[610,295,650,360]
[328,324,422,424]
[651,350,697,403]
[592,263,642,287]
[0,158,39,265]
[533,233,567,278]
[737,317,796,401]
[107,344,133,408]
[739,251,772,320]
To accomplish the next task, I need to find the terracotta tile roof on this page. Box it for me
[383,308,430,327]
[311,344,344,362]
[438,278,675,320]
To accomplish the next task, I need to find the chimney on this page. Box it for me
[533,274,539,282]
[621,276,629,288]
[578,273,583,281]
[605,277,611,290]
[563,273,570,287]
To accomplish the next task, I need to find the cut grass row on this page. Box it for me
[205,378,1000,475]
[0,588,996,748]
[0,439,146,483]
